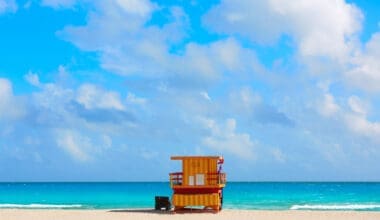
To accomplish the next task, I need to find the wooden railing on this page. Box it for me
[169,172,226,187]
[169,172,183,187]
[207,172,226,185]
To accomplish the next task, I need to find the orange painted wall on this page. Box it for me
[182,158,218,186]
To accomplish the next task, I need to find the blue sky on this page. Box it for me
[1,0,380,181]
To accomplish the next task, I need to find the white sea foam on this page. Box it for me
[0,204,83,208]
[290,204,380,210]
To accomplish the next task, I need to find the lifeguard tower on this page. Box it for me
[169,156,226,211]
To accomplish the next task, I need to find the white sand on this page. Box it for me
[1,209,380,220]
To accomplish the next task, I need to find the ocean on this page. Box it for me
[1,182,380,211]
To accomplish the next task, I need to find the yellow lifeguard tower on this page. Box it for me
[169,156,226,211]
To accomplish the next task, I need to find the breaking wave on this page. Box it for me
[290,204,380,210]
[0,204,83,209]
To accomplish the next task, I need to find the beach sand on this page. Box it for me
[1,209,380,220]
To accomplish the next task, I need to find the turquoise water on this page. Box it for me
[1,182,380,211]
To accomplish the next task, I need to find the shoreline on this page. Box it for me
[1,209,380,220]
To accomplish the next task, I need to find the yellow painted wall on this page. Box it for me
[172,193,220,207]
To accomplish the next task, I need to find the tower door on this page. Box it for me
[188,176,194,186]
[195,174,205,185]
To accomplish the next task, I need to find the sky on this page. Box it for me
[1,0,380,182]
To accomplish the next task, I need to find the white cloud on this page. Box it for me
[115,0,156,17]
[33,82,74,113]
[1,74,131,164]
[348,95,368,115]
[0,0,17,14]
[316,81,331,92]
[126,92,146,105]
[0,78,25,120]
[204,0,283,44]
[344,113,380,143]
[227,87,294,126]
[21,67,136,137]
[56,129,91,162]
[41,0,78,9]
[229,87,262,115]
[59,0,261,85]
[204,0,362,60]
[76,84,125,111]
[318,93,340,117]
[24,71,41,87]
[59,1,182,77]
[340,95,379,143]
[201,118,255,159]
[174,38,260,81]
[0,78,12,101]
[200,92,211,101]
[2,0,380,181]
[0,79,13,119]
[204,0,380,95]
[55,130,114,163]
[273,0,361,60]
[315,93,380,144]
[346,32,380,92]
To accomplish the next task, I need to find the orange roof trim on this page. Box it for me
[170,156,223,160]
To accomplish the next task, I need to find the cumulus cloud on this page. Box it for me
[346,33,380,92]
[203,0,380,95]
[0,78,25,120]
[2,74,133,164]
[126,92,147,106]
[341,95,380,142]
[204,0,362,60]
[1,69,135,163]
[173,38,261,83]
[348,95,368,115]
[344,113,380,143]
[318,93,340,117]
[0,78,13,103]
[76,84,125,111]
[316,93,380,144]
[229,87,261,112]
[229,87,294,126]
[3,0,380,180]
[115,0,157,17]
[24,72,135,129]
[0,0,17,14]
[69,101,135,124]
[24,72,41,87]
[200,92,211,101]
[204,0,284,44]
[56,129,91,162]
[58,0,262,87]
[31,82,74,120]
[59,1,186,78]
[272,0,361,60]
[201,118,255,159]
[55,128,114,162]
[203,0,380,100]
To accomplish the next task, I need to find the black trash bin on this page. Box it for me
[155,196,171,211]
